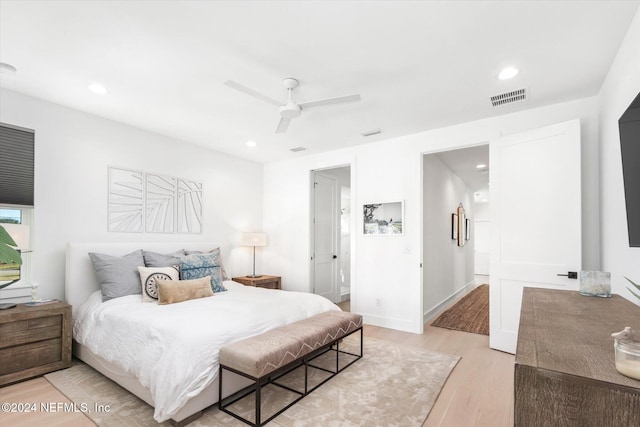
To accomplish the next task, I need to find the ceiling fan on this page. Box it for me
[224,78,361,134]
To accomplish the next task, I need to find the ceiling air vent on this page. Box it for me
[490,88,528,107]
[289,146,307,152]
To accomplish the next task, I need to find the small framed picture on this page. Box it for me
[363,201,404,235]
[465,218,470,240]
[451,213,458,240]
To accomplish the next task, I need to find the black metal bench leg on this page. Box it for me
[218,367,223,409]
[256,378,262,427]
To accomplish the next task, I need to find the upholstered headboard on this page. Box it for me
[65,242,221,310]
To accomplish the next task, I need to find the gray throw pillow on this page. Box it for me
[184,247,230,280]
[143,250,186,267]
[89,250,145,301]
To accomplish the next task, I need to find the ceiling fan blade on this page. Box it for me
[276,117,292,134]
[298,94,361,110]
[224,80,282,107]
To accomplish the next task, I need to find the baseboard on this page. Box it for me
[423,280,476,324]
[362,313,421,334]
[340,293,350,302]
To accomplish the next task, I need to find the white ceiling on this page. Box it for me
[434,145,490,204]
[1,1,638,165]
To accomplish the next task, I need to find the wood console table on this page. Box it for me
[515,288,640,426]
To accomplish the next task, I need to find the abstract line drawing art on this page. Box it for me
[108,167,144,232]
[177,179,203,234]
[146,174,176,233]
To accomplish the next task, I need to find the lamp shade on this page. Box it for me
[2,224,30,251]
[241,232,267,247]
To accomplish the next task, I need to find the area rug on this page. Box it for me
[431,284,490,335]
[45,336,459,427]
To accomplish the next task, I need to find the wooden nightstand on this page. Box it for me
[0,301,72,386]
[232,275,281,290]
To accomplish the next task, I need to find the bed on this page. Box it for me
[65,242,340,425]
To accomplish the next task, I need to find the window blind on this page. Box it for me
[0,123,35,206]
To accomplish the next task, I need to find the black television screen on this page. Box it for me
[619,91,640,247]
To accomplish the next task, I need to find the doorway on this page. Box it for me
[422,145,489,323]
[311,166,351,308]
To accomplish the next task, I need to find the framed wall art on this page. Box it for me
[108,167,144,233]
[363,201,403,235]
[451,213,458,240]
[457,203,466,246]
[108,166,202,234]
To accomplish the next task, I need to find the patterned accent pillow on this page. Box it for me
[179,253,226,293]
[184,247,230,280]
[156,276,214,305]
[138,266,180,302]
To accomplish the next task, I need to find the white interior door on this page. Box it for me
[312,172,340,303]
[490,119,582,354]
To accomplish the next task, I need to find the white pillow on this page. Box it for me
[138,266,180,302]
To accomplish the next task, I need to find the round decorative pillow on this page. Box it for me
[137,266,180,302]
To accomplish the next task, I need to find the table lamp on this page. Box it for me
[241,232,267,278]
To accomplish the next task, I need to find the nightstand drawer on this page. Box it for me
[0,339,62,376]
[0,302,72,385]
[0,314,62,349]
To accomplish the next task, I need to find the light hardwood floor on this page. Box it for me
[0,377,95,427]
[0,323,513,427]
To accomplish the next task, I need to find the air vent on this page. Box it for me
[361,128,382,137]
[289,146,307,152]
[490,88,527,107]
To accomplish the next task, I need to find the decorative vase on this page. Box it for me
[615,339,640,380]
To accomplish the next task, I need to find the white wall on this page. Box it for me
[473,202,490,275]
[598,7,640,304]
[264,96,600,334]
[422,154,474,319]
[0,89,263,302]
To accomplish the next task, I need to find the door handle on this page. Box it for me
[557,271,578,279]
[333,255,338,259]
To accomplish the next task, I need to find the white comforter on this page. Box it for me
[73,281,340,422]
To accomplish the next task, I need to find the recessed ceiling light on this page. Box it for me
[0,62,17,74]
[498,67,519,80]
[476,164,487,169]
[245,140,257,148]
[88,83,108,95]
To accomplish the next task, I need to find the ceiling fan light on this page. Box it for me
[279,103,301,119]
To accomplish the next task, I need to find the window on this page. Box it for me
[0,208,22,224]
[0,205,33,290]
[0,122,35,298]
[0,123,34,206]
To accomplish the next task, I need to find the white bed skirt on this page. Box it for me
[73,340,252,423]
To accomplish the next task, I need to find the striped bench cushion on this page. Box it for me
[219,310,363,378]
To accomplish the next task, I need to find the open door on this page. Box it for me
[490,119,581,354]
[311,171,340,303]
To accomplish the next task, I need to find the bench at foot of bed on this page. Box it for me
[218,310,363,427]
